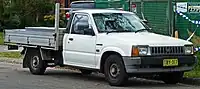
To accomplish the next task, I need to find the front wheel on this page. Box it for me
[160,72,183,84]
[104,55,128,86]
[28,50,47,75]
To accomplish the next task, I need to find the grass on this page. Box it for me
[184,52,200,78]
[184,68,200,78]
[0,52,21,58]
[184,71,200,78]
[0,32,3,45]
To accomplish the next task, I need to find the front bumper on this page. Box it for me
[123,55,197,73]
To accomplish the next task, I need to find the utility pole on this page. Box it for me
[168,0,173,36]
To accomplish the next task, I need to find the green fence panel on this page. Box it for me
[143,1,169,35]
[95,0,129,10]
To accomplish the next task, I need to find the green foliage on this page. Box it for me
[184,71,200,78]
[0,32,3,45]
[4,14,21,29]
[1,0,55,29]
[184,52,200,78]
[43,12,67,27]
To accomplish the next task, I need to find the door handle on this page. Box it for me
[69,38,74,41]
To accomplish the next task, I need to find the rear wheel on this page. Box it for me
[160,72,183,84]
[104,55,128,86]
[28,49,47,75]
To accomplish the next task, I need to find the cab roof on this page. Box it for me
[73,9,133,14]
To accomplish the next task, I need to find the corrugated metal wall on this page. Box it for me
[131,0,170,35]
[143,1,169,35]
[95,0,129,11]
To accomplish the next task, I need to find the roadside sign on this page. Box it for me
[176,2,187,13]
[188,2,200,13]
[131,3,137,13]
[176,2,200,13]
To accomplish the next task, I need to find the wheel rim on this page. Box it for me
[109,63,120,78]
[31,56,40,68]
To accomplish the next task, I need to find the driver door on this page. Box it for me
[63,13,96,68]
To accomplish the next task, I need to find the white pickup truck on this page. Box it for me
[4,4,197,86]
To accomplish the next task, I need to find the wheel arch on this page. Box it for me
[99,48,125,73]
[23,47,53,68]
[23,47,40,68]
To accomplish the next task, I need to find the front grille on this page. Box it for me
[150,46,184,55]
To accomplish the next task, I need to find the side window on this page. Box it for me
[71,14,94,35]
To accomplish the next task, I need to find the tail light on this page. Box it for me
[66,12,70,19]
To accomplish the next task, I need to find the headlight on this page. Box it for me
[138,47,148,55]
[185,46,193,54]
[132,46,148,56]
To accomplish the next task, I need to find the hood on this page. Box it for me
[98,32,192,46]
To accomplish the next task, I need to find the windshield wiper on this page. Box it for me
[135,29,149,33]
[106,30,132,34]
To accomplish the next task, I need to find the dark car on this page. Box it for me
[70,1,95,9]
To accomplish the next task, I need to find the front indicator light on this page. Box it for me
[132,47,139,56]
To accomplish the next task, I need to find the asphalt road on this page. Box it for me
[0,62,199,89]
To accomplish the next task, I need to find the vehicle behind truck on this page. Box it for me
[70,1,95,8]
[4,3,197,86]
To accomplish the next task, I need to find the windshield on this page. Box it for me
[93,13,149,33]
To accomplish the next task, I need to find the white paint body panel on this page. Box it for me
[63,34,96,68]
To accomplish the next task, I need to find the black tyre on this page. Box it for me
[28,50,47,75]
[80,69,92,75]
[104,55,128,86]
[161,72,183,84]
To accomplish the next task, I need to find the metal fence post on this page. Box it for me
[55,3,60,50]
[168,0,173,36]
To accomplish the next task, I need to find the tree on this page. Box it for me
[13,0,54,27]
[0,0,3,20]
[0,0,5,31]
[0,0,54,29]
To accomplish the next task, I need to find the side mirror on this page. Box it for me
[77,22,89,30]
[77,23,95,36]
[142,19,148,24]
[84,25,95,36]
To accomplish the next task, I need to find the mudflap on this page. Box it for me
[22,48,29,68]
